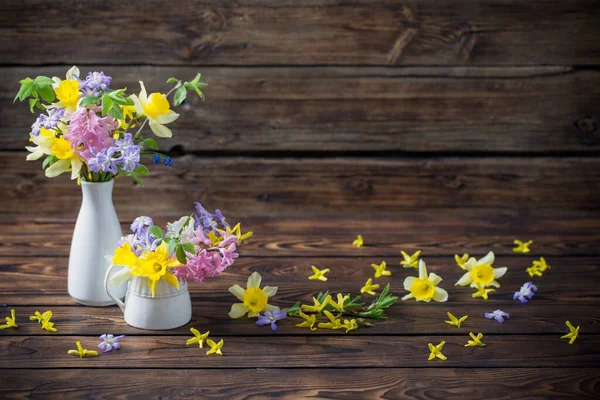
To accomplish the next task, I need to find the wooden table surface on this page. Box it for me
[1,0,600,398]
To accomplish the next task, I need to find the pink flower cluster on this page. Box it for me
[64,106,118,160]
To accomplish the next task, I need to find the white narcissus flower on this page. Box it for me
[229,272,278,318]
[402,260,448,302]
[130,81,179,138]
[455,251,507,288]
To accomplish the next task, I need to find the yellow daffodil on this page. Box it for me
[302,295,331,313]
[561,321,580,344]
[296,311,317,331]
[352,235,364,247]
[52,66,81,112]
[130,81,179,138]
[472,283,495,300]
[308,265,330,282]
[455,251,507,289]
[465,332,486,347]
[29,311,52,324]
[327,293,349,312]
[455,253,470,270]
[68,341,98,358]
[372,261,391,278]
[218,223,253,244]
[186,328,210,348]
[445,312,467,328]
[206,339,224,356]
[428,341,447,361]
[402,260,448,302]
[317,310,342,330]
[0,309,18,329]
[527,257,550,278]
[41,318,58,333]
[400,250,421,269]
[45,137,83,180]
[341,319,358,333]
[513,239,533,254]
[360,278,380,296]
[134,241,182,298]
[112,242,139,267]
[26,127,55,161]
[229,272,278,318]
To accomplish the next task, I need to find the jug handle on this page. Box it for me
[104,264,126,312]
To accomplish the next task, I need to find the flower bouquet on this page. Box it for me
[14,66,207,306]
[105,203,252,330]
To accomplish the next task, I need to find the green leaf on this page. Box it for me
[42,155,58,169]
[28,98,38,113]
[108,104,124,120]
[133,164,149,175]
[14,78,34,103]
[149,225,164,239]
[130,172,144,186]
[176,245,187,264]
[124,97,134,106]
[166,77,180,84]
[143,138,158,150]
[284,301,302,316]
[181,242,196,254]
[36,85,55,103]
[101,94,113,116]
[173,85,187,106]
[191,73,202,85]
[168,240,177,257]
[34,76,54,87]
[80,96,99,107]
[192,85,205,100]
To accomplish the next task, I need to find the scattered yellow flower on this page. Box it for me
[472,283,495,300]
[296,312,318,331]
[186,328,210,348]
[327,293,349,312]
[0,309,18,329]
[513,240,533,254]
[29,311,52,324]
[561,321,580,344]
[445,312,468,328]
[360,278,380,296]
[400,250,421,269]
[527,257,550,278]
[455,253,470,270]
[371,261,391,278]
[352,235,364,247]
[206,339,224,356]
[428,341,447,361]
[317,311,342,330]
[402,260,448,302]
[455,251,507,289]
[68,341,98,358]
[341,319,358,333]
[229,272,278,318]
[308,265,330,282]
[465,332,486,348]
[302,295,331,313]
[41,318,58,333]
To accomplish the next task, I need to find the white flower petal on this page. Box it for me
[130,94,145,116]
[108,267,132,285]
[149,120,173,138]
[26,147,44,160]
[45,159,70,178]
[66,66,80,80]
[478,251,495,266]
[247,311,260,318]
[138,81,148,103]
[455,272,473,286]
[401,293,414,301]
[263,286,278,297]
[228,284,245,301]
[247,271,262,289]
[490,280,501,288]
[428,273,442,286]
[403,276,416,290]
[463,258,477,271]
[70,158,83,180]
[418,260,427,279]
[432,287,448,302]
[228,303,248,319]
[155,110,179,124]
[265,304,278,311]
[493,267,507,279]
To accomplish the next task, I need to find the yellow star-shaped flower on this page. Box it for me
[29,311,52,324]
[341,319,358,333]
[371,261,391,278]
[428,341,447,361]
[317,310,342,330]
[465,332,486,347]
[561,321,580,344]
[206,339,224,356]
[186,328,210,348]
[533,257,550,271]
[445,312,468,328]
[308,265,330,282]
[360,278,380,296]
[41,318,58,333]
[327,293,349,312]
[513,239,533,253]
[352,235,364,248]
[296,312,318,331]
[400,250,421,269]
[301,295,331,313]
[455,253,470,270]
[0,309,18,329]
[218,223,253,245]
[68,341,98,358]
[472,284,495,300]
[526,265,543,278]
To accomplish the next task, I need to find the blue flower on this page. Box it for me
[256,308,287,331]
[151,154,161,164]
[164,157,174,168]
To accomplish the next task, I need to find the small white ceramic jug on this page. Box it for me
[104,264,192,330]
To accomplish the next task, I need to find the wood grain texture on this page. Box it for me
[3,153,600,216]
[1,335,599,368]
[3,66,600,152]
[1,1,599,66]
[1,210,599,257]
[1,368,599,399]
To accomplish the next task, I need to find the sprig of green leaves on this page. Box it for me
[14,76,55,113]
[101,88,134,120]
[358,283,398,319]
[167,73,208,106]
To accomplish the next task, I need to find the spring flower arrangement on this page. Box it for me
[109,202,252,297]
[14,66,207,183]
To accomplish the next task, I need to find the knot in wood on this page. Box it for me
[574,116,600,144]
[344,178,374,196]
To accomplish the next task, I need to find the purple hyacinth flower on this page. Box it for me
[31,114,46,136]
[256,308,287,331]
[114,133,135,151]
[120,146,141,172]
[88,148,119,174]
[130,216,154,235]
[82,71,112,91]
[513,282,538,303]
[43,108,65,129]
[97,334,125,353]
[485,309,510,323]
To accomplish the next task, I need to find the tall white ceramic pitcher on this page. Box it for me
[68,180,126,306]
[105,264,192,330]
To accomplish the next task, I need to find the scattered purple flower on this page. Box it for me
[513,282,538,303]
[485,309,510,323]
[256,308,287,331]
[97,334,125,353]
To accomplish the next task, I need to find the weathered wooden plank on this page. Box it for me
[1,1,599,66]
[1,335,598,368]
[1,210,599,257]
[2,66,600,152]
[1,368,599,399]
[0,256,598,306]
[2,153,600,215]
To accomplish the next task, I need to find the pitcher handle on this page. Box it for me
[105,264,126,312]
